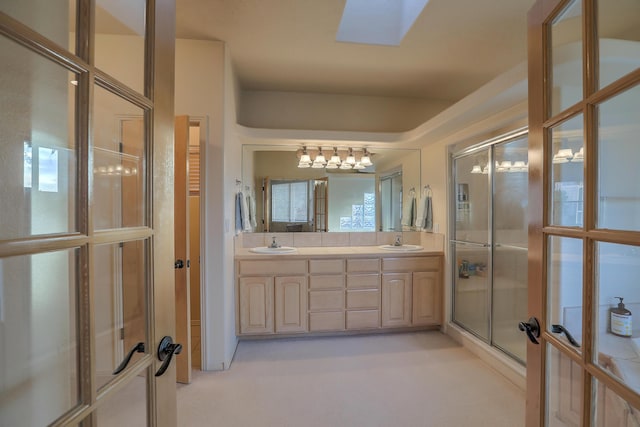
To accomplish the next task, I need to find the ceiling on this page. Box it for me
[175,0,537,103]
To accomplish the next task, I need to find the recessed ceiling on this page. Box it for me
[176,0,536,102]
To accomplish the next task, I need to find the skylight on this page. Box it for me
[336,0,430,46]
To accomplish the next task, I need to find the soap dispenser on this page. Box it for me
[610,297,632,337]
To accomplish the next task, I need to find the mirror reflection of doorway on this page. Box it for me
[380,172,402,231]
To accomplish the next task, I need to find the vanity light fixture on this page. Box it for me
[360,149,372,167]
[345,148,356,165]
[470,165,483,174]
[353,162,366,170]
[340,161,352,170]
[329,147,342,166]
[298,146,312,168]
[313,147,327,166]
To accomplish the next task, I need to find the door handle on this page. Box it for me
[113,342,145,375]
[175,259,184,269]
[518,317,541,345]
[551,324,580,347]
[155,336,183,377]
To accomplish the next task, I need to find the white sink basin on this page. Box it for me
[249,246,297,254]
[379,244,424,251]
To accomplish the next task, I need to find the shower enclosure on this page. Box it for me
[451,130,528,363]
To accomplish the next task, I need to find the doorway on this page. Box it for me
[188,120,202,370]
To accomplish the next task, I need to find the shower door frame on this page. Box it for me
[450,127,529,364]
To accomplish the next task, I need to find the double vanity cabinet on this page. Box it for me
[235,248,443,337]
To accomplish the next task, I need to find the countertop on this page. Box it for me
[235,246,444,259]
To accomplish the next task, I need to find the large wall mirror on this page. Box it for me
[241,145,421,232]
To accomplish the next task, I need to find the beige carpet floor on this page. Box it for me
[177,331,525,427]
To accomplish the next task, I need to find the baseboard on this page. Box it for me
[444,322,526,391]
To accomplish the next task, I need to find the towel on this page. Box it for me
[417,195,433,231]
[235,192,243,233]
[247,194,257,229]
[401,196,416,228]
[239,191,251,232]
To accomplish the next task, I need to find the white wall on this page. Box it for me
[175,39,238,370]
[239,90,452,133]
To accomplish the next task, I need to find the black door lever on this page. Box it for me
[155,336,183,377]
[518,317,541,345]
[551,324,580,347]
[113,342,145,375]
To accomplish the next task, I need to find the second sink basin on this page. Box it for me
[379,244,424,251]
[249,246,297,254]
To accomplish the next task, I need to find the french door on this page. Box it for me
[527,0,640,425]
[0,0,178,426]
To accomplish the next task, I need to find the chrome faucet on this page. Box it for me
[270,236,281,248]
[394,234,403,246]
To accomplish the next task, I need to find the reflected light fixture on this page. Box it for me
[571,147,584,162]
[360,149,372,167]
[470,165,482,174]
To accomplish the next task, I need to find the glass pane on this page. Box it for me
[454,150,489,244]
[93,85,146,230]
[550,0,583,117]
[550,114,584,228]
[94,0,146,93]
[453,243,490,340]
[545,344,583,427]
[494,136,529,246]
[0,37,78,240]
[493,245,528,363]
[548,236,583,350]
[492,136,528,362]
[598,0,640,89]
[380,173,402,232]
[95,240,148,391]
[593,377,640,426]
[594,242,640,394]
[0,249,80,426]
[1,0,76,50]
[97,368,148,426]
[596,83,640,231]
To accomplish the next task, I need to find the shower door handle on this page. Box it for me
[551,324,580,347]
[518,317,541,345]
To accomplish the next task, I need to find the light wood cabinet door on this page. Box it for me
[381,273,412,327]
[239,276,274,334]
[412,271,441,325]
[275,276,308,333]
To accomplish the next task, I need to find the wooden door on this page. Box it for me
[275,276,308,333]
[527,0,640,425]
[174,115,191,384]
[381,273,412,327]
[0,0,178,425]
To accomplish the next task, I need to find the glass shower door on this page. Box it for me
[453,150,491,341]
[492,136,528,362]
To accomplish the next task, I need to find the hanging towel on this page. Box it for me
[420,194,433,232]
[401,196,416,228]
[248,193,257,229]
[235,192,243,233]
[240,192,251,232]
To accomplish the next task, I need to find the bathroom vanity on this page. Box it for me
[234,246,443,337]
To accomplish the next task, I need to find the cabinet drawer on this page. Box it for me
[309,290,345,311]
[346,289,380,310]
[382,256,440,272]
[238,260,307,276]
[309,275,345,290]
[346,310,380,329]
[347,258,379,273]
[309,311,344,331]
[309,259,344,274]
[347,274,380,289]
